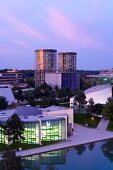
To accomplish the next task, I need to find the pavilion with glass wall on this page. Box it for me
[0,106,68,144]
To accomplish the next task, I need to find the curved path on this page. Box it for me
[16,119,113,157]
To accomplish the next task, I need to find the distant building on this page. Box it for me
[35,49,57,86]
[87,68,113,85]
[45,72,80,90]
[0,84,16,105]
[58,52,77,72]
[0,70,23,85]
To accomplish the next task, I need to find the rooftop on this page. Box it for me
[85,85,112,94]
[0,106,68,123]
[15,106,42,116]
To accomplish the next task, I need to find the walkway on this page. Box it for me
[96,118,109,130]
[16,122,113,157]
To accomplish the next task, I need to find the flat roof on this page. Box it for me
[39,105,69,112]
[85,85,112,94]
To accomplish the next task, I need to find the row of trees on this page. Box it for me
[14,83,76,107]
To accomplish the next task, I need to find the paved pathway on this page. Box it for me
[16,122,113,157]
[96,118,109,130]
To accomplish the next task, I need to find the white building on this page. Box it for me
[70,85,113,107]
[84,85,113,104]
[0,84,16,105]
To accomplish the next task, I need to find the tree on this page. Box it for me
[107,97,113,103]
[92,103,104,115]
[1,114,25,144]
[14,89,24,102]
[26,77,35,87]
[102,101,113,119]
[86,98,94,115]
[1,148,24,170]
[74,90,86,114]
[0,96,8,110]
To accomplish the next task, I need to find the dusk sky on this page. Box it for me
[0,0,113,70]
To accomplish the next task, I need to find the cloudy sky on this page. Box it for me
[0,0,113,70]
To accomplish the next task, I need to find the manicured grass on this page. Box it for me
[107,120,113,131]
[74,114,101,128]
[0,141,58,152]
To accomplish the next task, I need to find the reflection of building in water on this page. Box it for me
[23,154,41,170]
[24,149,67,169]
[41,149,67,165]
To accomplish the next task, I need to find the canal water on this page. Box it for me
[23,139,113,170]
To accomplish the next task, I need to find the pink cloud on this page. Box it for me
[46,7,105,50]
[0,10,46,41]
[12,39,32,49]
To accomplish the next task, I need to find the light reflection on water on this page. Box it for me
[23,139,113,170]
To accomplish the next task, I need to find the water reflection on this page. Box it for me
[101,139,113,162]
[23,140,113,170]
[75,144,86,155]
[23,149,66,170]
[46,165,58,170]
[88,142,95,151]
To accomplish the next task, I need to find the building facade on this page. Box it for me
[45,72,80,90]
[0,70,23,85]
[0,105,73,144]
[35,49,57,86]
[58,52,77,72]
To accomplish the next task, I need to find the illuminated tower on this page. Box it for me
[35,49,57,86]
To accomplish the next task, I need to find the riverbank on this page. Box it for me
[16,119,113,157]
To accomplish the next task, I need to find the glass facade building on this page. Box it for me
[41,119,66,141]
[0,125,6,144]
[22,122,40,144]
[0,117,67,144]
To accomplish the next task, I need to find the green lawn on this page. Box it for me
[107,120,113,131]
[74,114,101,128]
[0,141,58,152]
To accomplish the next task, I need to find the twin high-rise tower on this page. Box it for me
[35,49,57,86]
[35,49,79,89]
